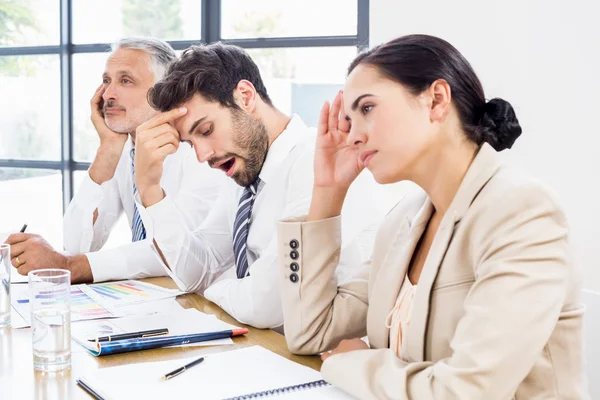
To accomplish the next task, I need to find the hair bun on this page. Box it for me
[477,98,522,151]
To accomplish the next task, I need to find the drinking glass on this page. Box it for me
[29,269,71,371]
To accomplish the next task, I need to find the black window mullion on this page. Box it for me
[222,36,359,49]
[0,160,63,170]
[357,0,370,51]
[202,0,221,44]
[59,0,74,212]
[0,46,60,56]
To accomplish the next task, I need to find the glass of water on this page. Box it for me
[0,244,10,327]
[29,269,71,372]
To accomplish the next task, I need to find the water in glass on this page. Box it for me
[32,308,71,371]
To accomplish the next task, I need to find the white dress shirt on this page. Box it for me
[63,138,225,283]
[137,115,393,328]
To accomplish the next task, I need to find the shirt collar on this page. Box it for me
[258,114,309,185]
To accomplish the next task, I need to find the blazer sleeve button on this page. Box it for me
[290,250,299,260]
[290,262,299,272]
[290,273,298,283]
[289,239,299,249]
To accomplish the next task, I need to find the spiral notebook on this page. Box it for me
[77,345,356,399]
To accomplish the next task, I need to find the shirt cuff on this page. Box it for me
[85,239,168,283]
[72,172,107,210]
[134,192,182,241]
[134,192,189,285]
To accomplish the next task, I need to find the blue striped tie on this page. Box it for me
[233,179,261,278]
[130,148,147,242]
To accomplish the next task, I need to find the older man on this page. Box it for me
[6,37,224,283]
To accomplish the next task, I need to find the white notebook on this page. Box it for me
[77,345,356,399]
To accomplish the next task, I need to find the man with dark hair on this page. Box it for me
[133,42,389,329]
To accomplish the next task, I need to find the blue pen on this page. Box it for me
[87,328,249,356]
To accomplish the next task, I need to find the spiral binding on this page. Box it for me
[223,379,330,399]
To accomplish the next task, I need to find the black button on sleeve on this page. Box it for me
[290,273,298,283]
[290,250,299,260]
[290,262,299,272]
[289,240,299,249]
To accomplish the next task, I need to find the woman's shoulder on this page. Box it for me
[475,165,567,224]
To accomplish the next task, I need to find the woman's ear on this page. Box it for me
[428,79,452,123]
[234,80,258,112]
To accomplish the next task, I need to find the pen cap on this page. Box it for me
[232,328,249,336]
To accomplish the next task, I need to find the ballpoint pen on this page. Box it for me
[161,356,205,380]
[88,328,169,342]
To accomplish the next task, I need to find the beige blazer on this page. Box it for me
[278,144,588,399]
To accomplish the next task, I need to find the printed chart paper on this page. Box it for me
[80,280,183,308]
[11,284,123,325]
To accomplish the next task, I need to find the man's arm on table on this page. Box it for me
[69,147,224,283]
[137,179,235,292]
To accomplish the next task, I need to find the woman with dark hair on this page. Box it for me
[277,35,587,399]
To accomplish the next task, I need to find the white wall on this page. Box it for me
[371,0,600,290]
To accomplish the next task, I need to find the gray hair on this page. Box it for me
[111,37,177,81]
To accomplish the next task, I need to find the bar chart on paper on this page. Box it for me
[11,285,123,325]
[80,280,182,308]
[71,287,124,320]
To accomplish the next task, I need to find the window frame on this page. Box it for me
[0,0,369,212]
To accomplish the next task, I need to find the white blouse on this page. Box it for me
[385,274,418,357]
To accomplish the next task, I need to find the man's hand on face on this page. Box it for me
[90,84,128,150]
[134,107,188,207]
[88,84,129,185]
[6,233,68,276]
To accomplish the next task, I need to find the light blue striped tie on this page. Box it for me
[232,179,261,279]
[130,148,147,242]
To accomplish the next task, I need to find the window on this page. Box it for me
[72,53,108,162]
[247,47,358,127]
[0,0,60,47]
[221,0,357,39]
[0,55,61,161]
[0,0,369,247]
[71,0,202,44]
[0,168,63,248]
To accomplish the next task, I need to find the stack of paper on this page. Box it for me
[72,308,238,355]
[10,280,184,327]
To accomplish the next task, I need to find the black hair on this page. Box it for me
[148,42,272,111]
[349,34,522,151]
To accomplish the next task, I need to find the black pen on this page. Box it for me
[161,356,205,381]
[88,328,169,342]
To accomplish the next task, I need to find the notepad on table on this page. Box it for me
[72,308,239,356]
[77,345,356,399]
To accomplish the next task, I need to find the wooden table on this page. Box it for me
[0,277,322,400]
